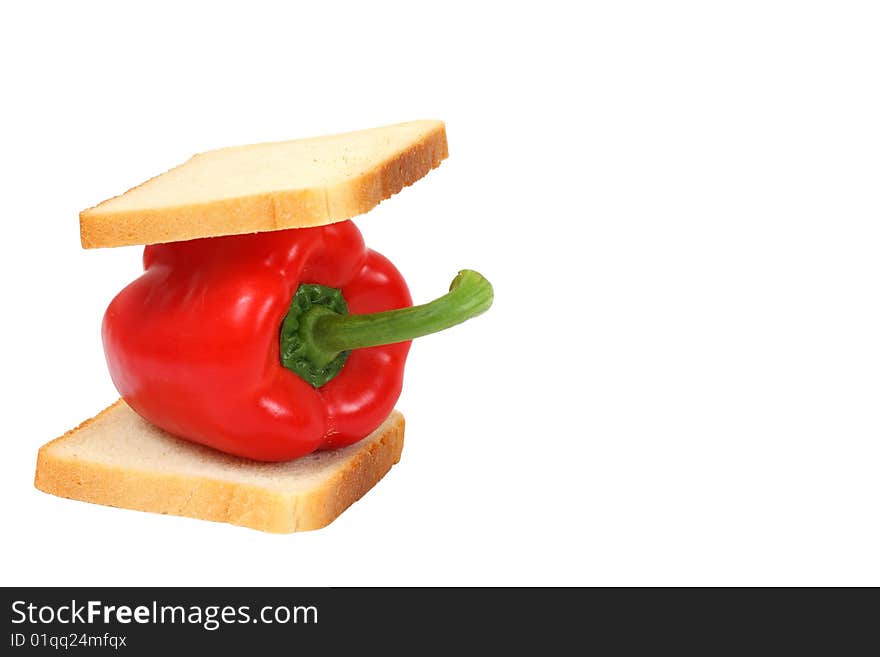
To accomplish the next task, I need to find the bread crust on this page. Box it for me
[34,401,405,533]
[80,120,448,248]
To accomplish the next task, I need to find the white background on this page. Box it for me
[2,1,879,586]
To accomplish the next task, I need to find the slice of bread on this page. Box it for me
[34,400,405,533]
[80,119,447,248]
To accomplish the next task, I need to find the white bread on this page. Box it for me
[34,400,405,533]
[80,119,447,248]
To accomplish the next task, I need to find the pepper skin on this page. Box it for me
[102,221,412,461]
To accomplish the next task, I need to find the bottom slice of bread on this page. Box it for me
[34,400,405,533]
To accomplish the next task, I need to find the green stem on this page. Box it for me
[315,269,493,355]
[279,269,493,388]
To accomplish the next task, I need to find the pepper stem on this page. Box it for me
[280,270,493,387]
[316,269,492,355]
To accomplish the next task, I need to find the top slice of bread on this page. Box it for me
[80,119,448,248]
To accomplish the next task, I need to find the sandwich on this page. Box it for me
[33,120,492,532]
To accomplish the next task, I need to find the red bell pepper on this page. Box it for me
[102,220,492,461]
